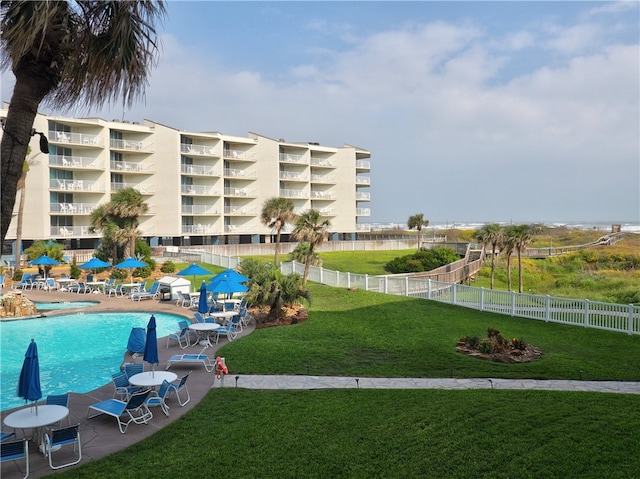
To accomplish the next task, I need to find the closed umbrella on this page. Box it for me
[30,255,60,279]
[197,281,209,314]
[177,263,212,291]
[115,257,148,284]
[143,315,159,377]
[17,339,42,413]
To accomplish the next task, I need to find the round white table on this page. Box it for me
[208,310,237,322]
[128,371,177,388]
[189,322,221,346]
[3,405,69,447]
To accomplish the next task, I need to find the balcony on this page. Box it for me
[51,202,97,215]
[111,182,154,194]
[223,149,255,161]
[279,171,308,181]
[310,174,336,184]
[318,208,336,216]
[180,143,219,156]
[50,155,102,169]
[182,224,212,235]
[356,192,371,201]
[181,205,220,215]
[181,184,219,196]
[279,188,307,199]
[110,138,152,152]
[279,152,306,164]
[224,187,253,197]
[224,206,255,215]
[310,157,335,168]
[356,159,371,170]
[356,176,371,186]
[356,208,371,216]
[181,164,221,176]
[225,224,240,233]
[49,131,100,147]
[224,168,256,179]
[51,225,95,237]
[356,223,371,232]
[50,179,99,192]
[111,160,154,174]
[311,190,334,200]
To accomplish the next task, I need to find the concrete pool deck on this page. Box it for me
[1,288,253,479]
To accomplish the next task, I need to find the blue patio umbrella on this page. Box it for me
[211,268,248,284]
[115,257,148,283]
[177,263,212,291]
[80,257,112,270]
[30,255,60,279]
[206,276,248,298]
[17,339,42,413]
[197,281,209,314]
[143,315,159,376]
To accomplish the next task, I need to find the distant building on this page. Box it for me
[1,105,371,251]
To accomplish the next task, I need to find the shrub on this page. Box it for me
[69,263,82,279]
[384,247,460,274]
[161,261,176,273]
[12,269,23,281]
[478,340,493,354]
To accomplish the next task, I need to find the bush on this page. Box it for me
[69,263,82,279]
[12,269,23,281]
[161,261,176,273]
[384,247,461,274]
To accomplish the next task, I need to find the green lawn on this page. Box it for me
[54,283,640,479]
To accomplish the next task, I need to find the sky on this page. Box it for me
[2,1,638,225]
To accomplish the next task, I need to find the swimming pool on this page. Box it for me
[34,301,99,311]
[0,311,187,411]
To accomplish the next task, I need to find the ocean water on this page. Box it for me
[372,221,640,233]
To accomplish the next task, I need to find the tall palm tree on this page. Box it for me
[473,223,503,289]
[509,224,532,293]
[14,147,36,269]
[407,213,429,250]
[502,226,519,292]
[291,209,330,286]
[261,197,295,264]
[0,1,166,244]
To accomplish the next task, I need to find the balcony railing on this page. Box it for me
[111,182,154,194]
[225,224,240,233]
[50,155,102,169]
[181,184,218,195]
[311,190,334,200]
[51,202,97,215]
[51,225,95,237]
[224,206,255,215]
[310,157,335,168]
[279,171,308,181]
[356,192,371,201]
[356,223,371,232]
[180,143,219,156]
[111,160,154,173]
[356,160,371,170]
[224,168,256,179]
[109,138,152,151]
[318,208,335,216]
[279,188,307,199]
[50,179,99,192]
[224,187,253,197]
[223,149,255,161]
[181,205,220,215]
[182,224,212,235]
[279,152,306,164]
[310,174,336,183]
[356,208,371,216]
[181,164,221,176]
[356,176,371,185]
[49,131,100,146]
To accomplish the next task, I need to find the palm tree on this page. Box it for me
[0,1,166,244]
[502,226,519,292]
[14,147,37,269]
[407,213,429,250]
[473,223,503,289]
[110,188,148,258]
[291,209,330,286]
[261,197,295,264]
[509,224,532,293]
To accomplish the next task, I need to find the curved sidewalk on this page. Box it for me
[227,375,640,394]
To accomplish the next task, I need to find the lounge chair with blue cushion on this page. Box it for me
[166,345,215,372]
[13,273,31,290]
[130,281,159,301]
[87,389,153,434]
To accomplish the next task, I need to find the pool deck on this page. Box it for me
[1,288,253,479]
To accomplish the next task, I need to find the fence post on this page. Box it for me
[545,295,551,322]
[584,300,590,328]
[347,272,351,289]
[319,267,323,284]
[480,288,484,311]
[336,269,339,287]
[365,274,369,291]
[452,284,457,304]
[510,291,516,316]
[384,276,388,295]
[427,279,432,299]
[628,304,634,335]
[405,277,409,296]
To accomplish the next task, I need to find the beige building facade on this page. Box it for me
[1,106,371,251]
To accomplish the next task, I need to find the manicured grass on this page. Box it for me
[53,282,640,478]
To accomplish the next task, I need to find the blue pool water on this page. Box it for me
[0,311,186,411]
[35,301,99,310]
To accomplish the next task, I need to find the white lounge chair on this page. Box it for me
[87,389,152,434]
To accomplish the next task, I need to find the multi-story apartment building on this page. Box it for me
[1,106,371,251]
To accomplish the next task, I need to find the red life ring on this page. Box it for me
[215,356,228,379]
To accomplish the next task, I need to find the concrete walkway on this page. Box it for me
[1,289,638,479]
